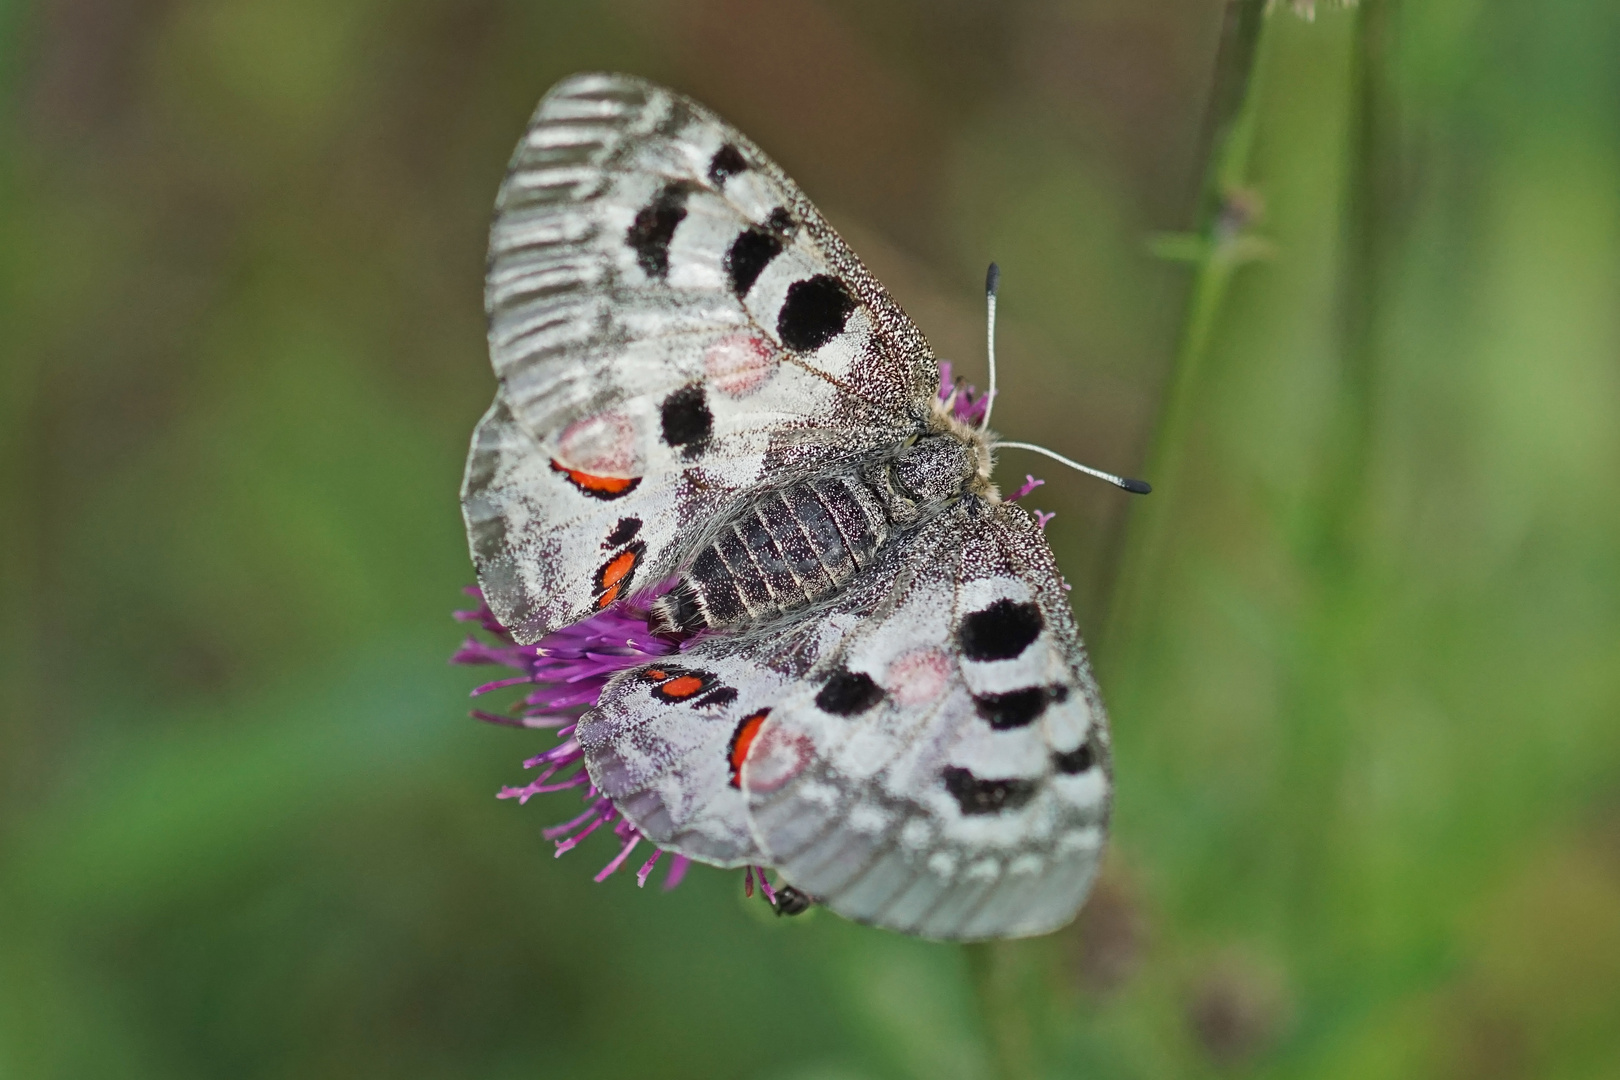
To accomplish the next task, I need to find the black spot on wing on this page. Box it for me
[725,228,783,297]
[777,274,858,352]
[942,767,1038,815]
[604,517,642,548]
[660,385,713,458]
[766,207,795,233]
[974,685,1067,730]
[1054,738,1098,775]
[692,686,739,709]
[958,599,1044,662]
[708,143,748,186]
[626,181,695,278]
[815,669,885,716]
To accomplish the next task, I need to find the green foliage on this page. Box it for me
[3,2,1618,1078]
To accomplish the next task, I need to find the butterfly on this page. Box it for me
[462,72,1144,940]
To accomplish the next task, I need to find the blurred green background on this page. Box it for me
[3,1,1619,1077]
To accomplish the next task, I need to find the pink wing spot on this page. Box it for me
[886,648,953,706]
[741,720,813,793]
[704,334,779,397]
[556,412,639,475]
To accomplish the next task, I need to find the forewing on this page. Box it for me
[467,72,939,642]
[741,502,1112,940]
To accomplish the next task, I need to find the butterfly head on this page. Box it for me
[881,419,998,526]
[923,391,999,499]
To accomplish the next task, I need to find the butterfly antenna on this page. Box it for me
[977,261,1148,495]
[980,262,1000,431]
[994,441,1152,495]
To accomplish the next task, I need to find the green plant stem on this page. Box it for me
[967,940,1035,1080]
[1103,0,1272,653]
[1152,0,1269,476]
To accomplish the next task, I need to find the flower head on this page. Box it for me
[453,586,695,888]
[455,587,794,907]
[938,360,990,426]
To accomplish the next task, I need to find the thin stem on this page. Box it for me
[1149,0,1271,486]
[1274,0,1395,954]
[967,940,1035,1080]
[1100,0,1272,652]
[1332,0,1392,512]
[1194,0,1271,224]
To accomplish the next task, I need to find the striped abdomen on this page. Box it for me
[649,474,889,633]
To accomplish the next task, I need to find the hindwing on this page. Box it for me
[577,500,1112,940]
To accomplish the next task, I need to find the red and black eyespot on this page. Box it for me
[639,664,734,708]
[551,460,642,500]
[593,540,645,608]
[727,708,771,787]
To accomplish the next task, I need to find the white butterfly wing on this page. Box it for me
[577,499,1112,937]
[576,652,790,867]
[466,72,940,643]
[741,502,1111,940]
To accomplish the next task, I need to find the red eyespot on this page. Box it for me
[641,665,726,704]
[660,675,706,700]
[727,709,771,787]
[551,460,641,498]
[602,550,638,589]
[592,542,645,609]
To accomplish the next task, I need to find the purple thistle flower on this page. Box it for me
[937,360,991,426]
[453,585,694,891]
[454,367,1044,904]
[1006,474,1045,502]
[454,586,790,911]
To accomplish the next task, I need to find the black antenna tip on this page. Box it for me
[1120,477,1152,495]
[985,262,1000,296]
